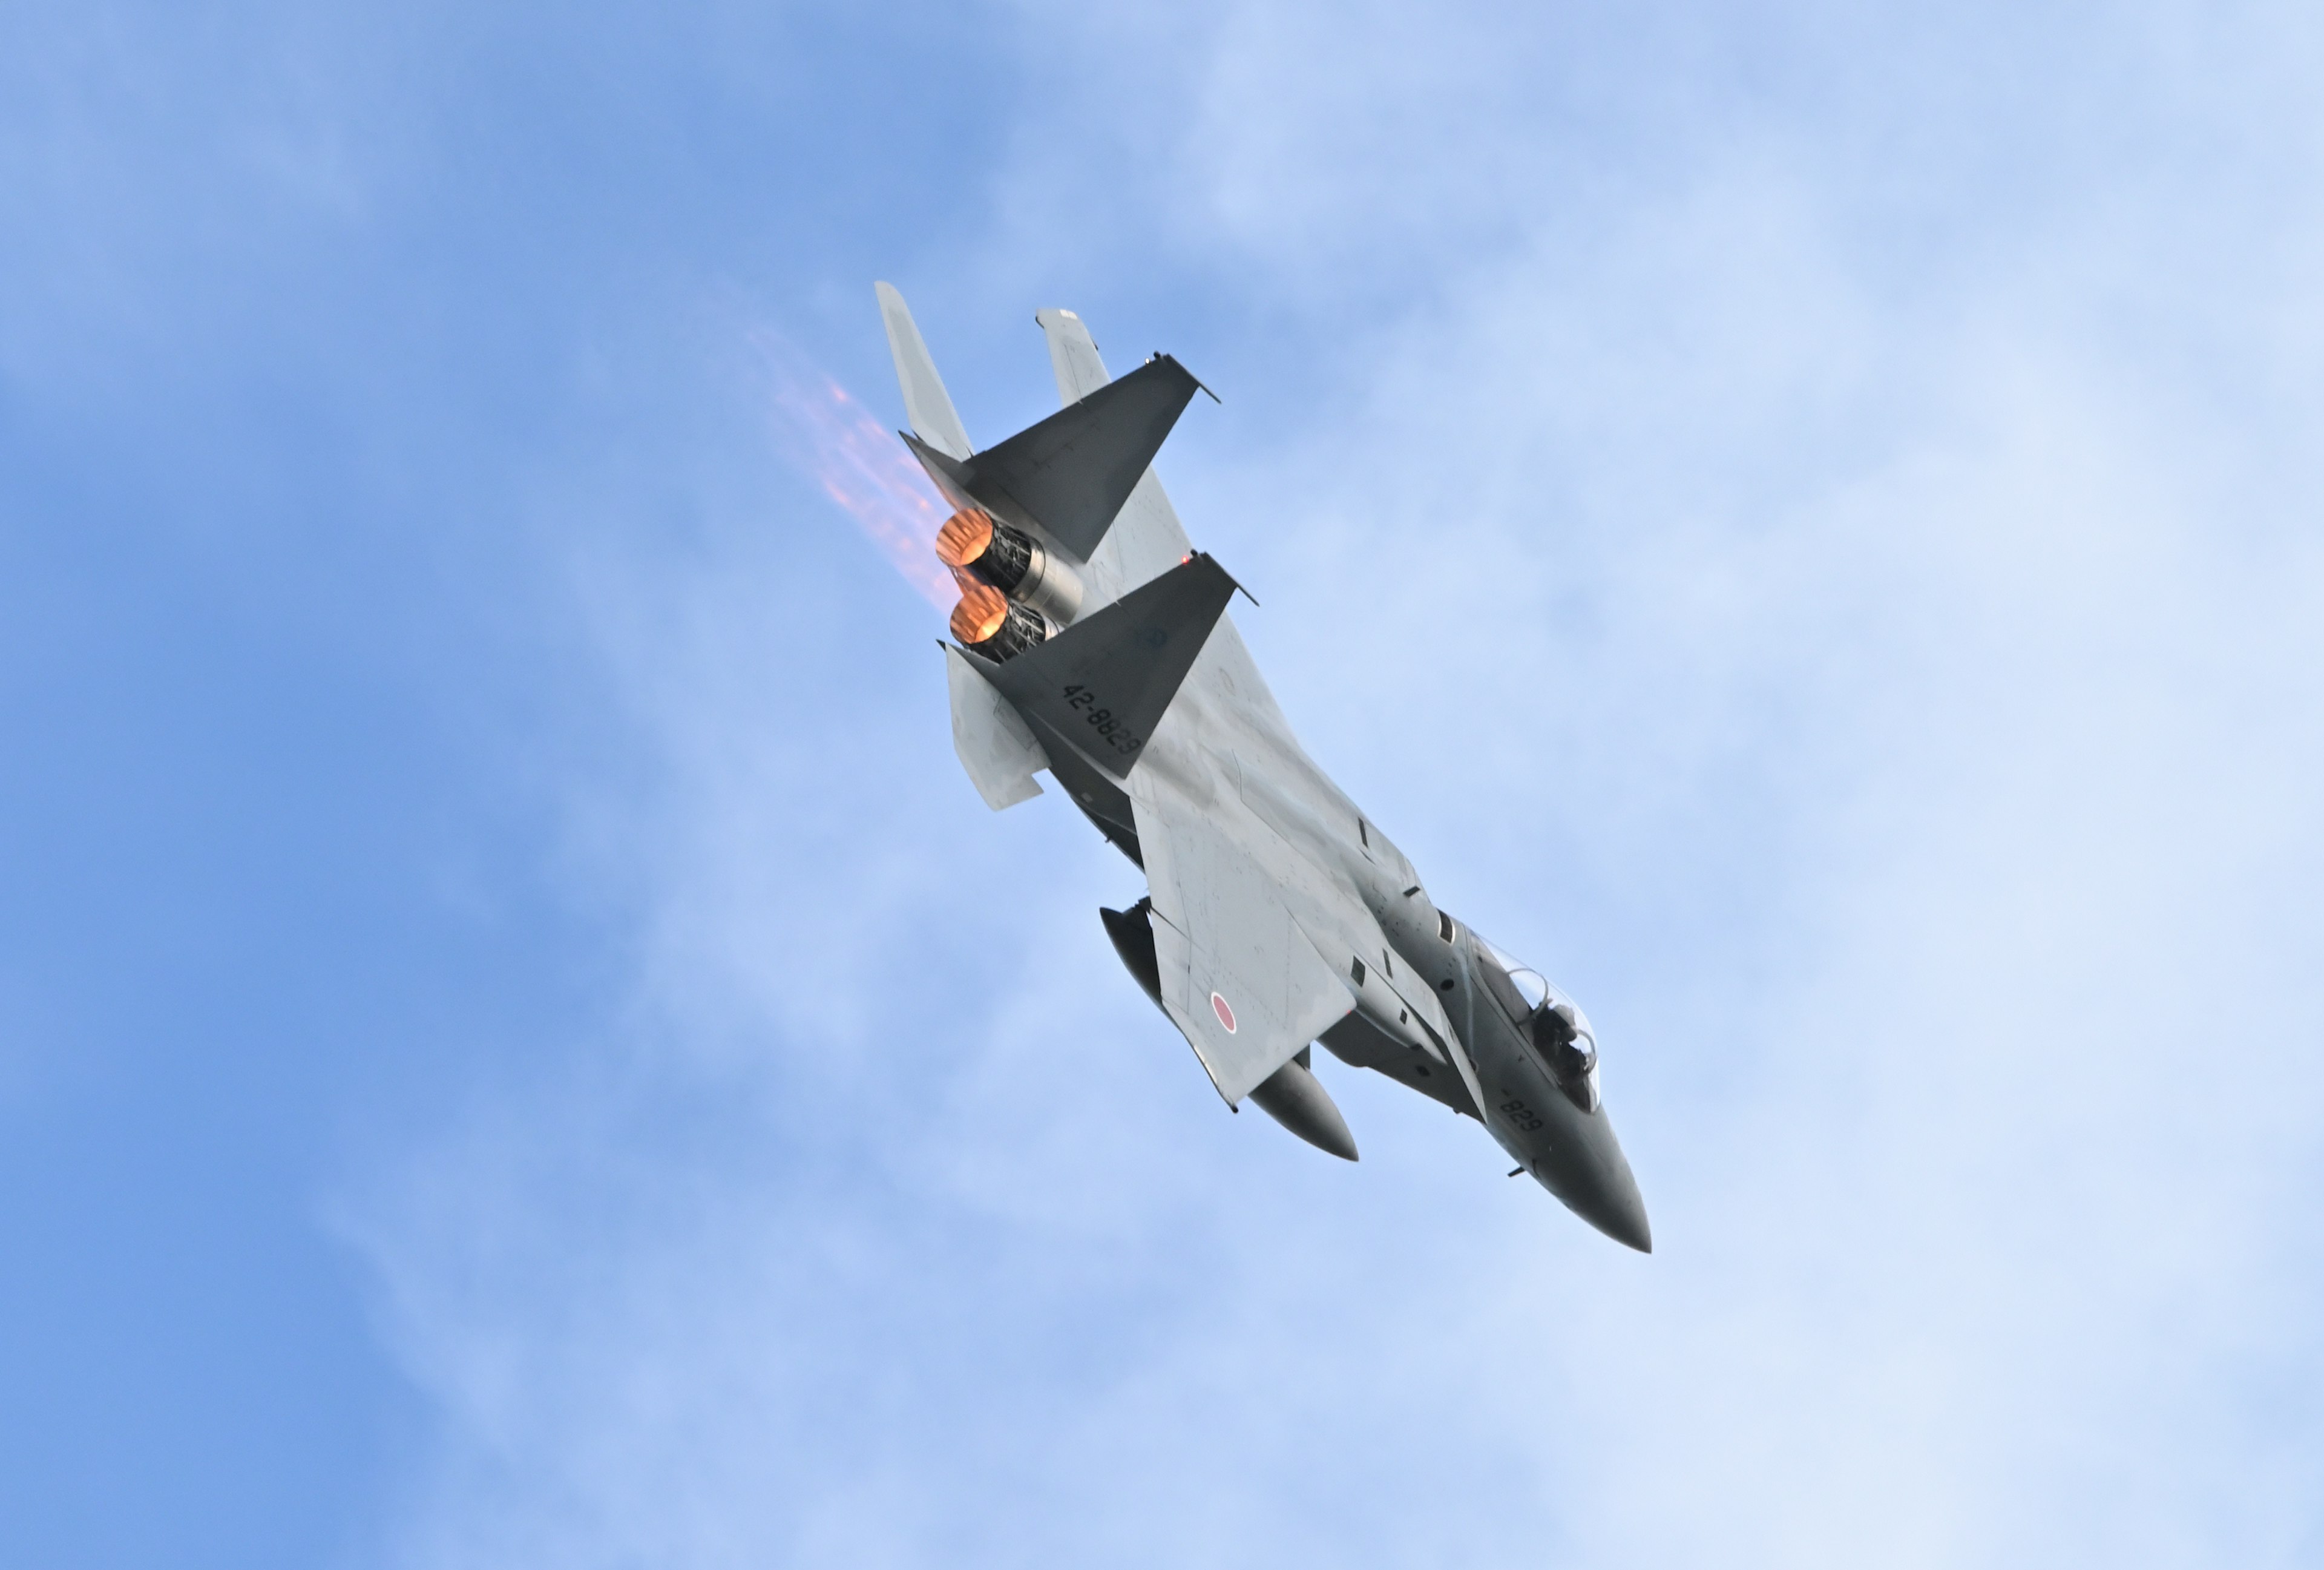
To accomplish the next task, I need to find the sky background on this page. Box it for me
[6,2,2324,1566]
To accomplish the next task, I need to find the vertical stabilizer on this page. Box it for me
[1035,307,1114,407]
[944,646,1046,810]
[875,282,973,461]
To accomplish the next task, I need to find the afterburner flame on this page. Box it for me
[934,507,996,571]
[949,579,1010,645]
[757,331,956,611]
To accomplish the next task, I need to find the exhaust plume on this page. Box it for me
[758,333,956,610]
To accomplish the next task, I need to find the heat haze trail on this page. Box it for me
[760,335,955,610]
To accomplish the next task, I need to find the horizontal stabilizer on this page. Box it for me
[965,553,1236,780]
[910,355,1203,563]
[875,282,973,462]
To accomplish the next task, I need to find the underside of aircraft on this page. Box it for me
[878,284,1650,1252]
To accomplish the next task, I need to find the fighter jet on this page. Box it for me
[878,284,1651,1252]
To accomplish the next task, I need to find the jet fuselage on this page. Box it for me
[880,284,1651,1250]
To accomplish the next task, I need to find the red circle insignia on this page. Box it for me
[1210,991,1237,1033]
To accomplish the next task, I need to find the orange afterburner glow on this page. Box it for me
[754,331,955,611]
[935,508,996,571]
[948,579,1011,645]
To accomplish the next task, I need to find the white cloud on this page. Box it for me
[346,3,2324,1565]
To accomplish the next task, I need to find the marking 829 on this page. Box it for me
[1062,685,1143,756]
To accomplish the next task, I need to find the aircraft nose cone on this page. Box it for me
[1595,1170,1653,1253]
[1574,1126,1653,1253]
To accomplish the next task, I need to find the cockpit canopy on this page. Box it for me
[1477,936,1600,1112]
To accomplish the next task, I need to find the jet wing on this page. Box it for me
[1131,780,1356,1105]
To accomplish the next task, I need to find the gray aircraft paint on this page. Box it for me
[944,647,1046,810]
[881,285,1650,1252]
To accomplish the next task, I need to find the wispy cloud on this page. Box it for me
[755,331,956,611]
[340,5,2324,1569]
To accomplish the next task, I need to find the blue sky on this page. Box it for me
[7,2,2324,1565]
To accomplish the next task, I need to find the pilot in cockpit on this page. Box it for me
[1475,938,1601,1112]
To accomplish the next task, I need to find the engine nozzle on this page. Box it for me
[949,579,1048,661]
[935,507,1083,623]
